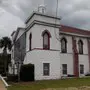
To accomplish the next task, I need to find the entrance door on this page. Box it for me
[80,64,84,75]
[62,64,67,75]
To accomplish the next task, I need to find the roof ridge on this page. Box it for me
[60,25,90,32]
[60,25,90,36]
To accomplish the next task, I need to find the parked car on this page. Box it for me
[85,72,90,76]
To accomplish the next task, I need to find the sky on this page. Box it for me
[0,0,90,38]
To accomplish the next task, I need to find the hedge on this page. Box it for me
[0,54,11,76]
[7,74,18,82]
[20,64,34,81]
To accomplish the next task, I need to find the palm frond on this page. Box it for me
[0,37,12,53]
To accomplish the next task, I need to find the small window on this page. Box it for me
[43,33,49,49]
[43,63,50,76]
[78,40,83,54]
[80,65,84,74]
[61,38,67,53]
[29,33,32,51]
[42,30,51,50]
[62,64,67,75]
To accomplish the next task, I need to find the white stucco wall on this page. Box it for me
[24,50,61,80]
[26,13,60,28]
[60,54,73,75]
[59,35,90,76]
[59,35,74,75]
[26,24,60,52]
[79,55,89,76]
[76,37,89,75]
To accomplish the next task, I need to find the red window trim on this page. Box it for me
[42,30,51,50]
[78,40,83,54]
[61,37,67,53]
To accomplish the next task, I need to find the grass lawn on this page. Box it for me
[7,77,90,90]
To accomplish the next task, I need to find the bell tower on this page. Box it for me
[38,5,46,14]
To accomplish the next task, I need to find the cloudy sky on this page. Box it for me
[0,0,90,38]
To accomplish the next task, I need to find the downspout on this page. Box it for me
[72,37,79,77]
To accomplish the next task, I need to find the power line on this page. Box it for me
[54,0,63,78]
[54,0,60,41]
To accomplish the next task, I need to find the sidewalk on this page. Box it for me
[0,80,7,90]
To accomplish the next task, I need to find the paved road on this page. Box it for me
[0,80,6,90]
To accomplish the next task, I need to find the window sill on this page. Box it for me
[43,75,50,76]
[61,52,67,53]
[79,53,84,55]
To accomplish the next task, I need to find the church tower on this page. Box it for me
[24,1,61,80]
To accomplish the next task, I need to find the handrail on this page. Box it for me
[0,75,10,87]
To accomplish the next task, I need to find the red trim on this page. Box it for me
[61,25,90,36]
[78,40,83,54]
[42,30,51,37]
[27,48,60,52]
[72,37,79,77]
[61,37,67,53]
[42,30,51,50]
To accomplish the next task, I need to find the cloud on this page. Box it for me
[0,0,90,37]
[58,0,90,29]
[0,11,25,38]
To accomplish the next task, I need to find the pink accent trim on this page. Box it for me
[42,30,51,50]
[72,37,79,77]
[61,25,90,36]
[42,30,51,37]
[27,48,60,52]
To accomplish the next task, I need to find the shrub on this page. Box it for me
[85,72,90,76]
[7,74,18,82]
[68,74,75,77]
[20,64,34,81]
[0,54,11,76]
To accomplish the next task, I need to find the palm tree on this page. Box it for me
[0,37,12,75]
[0,37,12,54]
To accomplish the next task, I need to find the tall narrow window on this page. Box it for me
[29,33,32,51]
[80,64,84,74]
[78,40,83,54]
[61,38,67,53]
[43,63,50,76]
[62,64,67,75]
[42,30,51,50]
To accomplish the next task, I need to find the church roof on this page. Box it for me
[60,25,90,36]
[13,27,25,42]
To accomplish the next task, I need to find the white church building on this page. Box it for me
[9,5,90,80]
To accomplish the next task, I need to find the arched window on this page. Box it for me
[29,33,32,51]
[61,37,67,53]
[78,40,83,54]
[42,30,51,50]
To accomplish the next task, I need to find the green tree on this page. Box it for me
[0,37,12,75]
